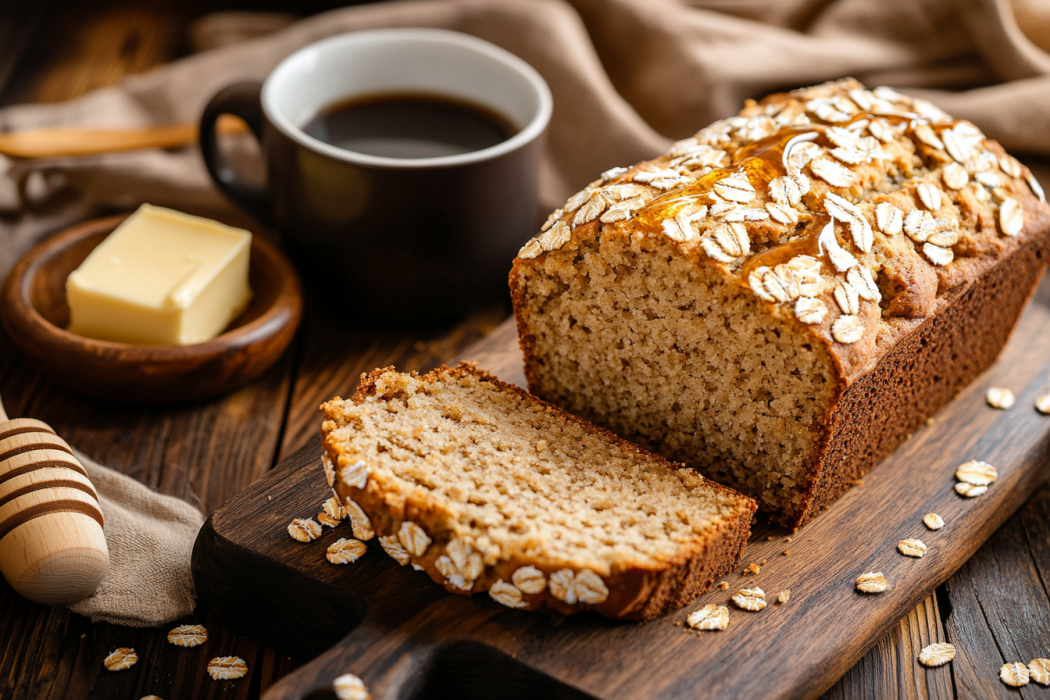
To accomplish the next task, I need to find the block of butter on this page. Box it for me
[66,204,252,345]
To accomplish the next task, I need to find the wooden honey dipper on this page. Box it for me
[0,393,109,605]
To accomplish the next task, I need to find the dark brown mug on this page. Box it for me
[200,29,551,322]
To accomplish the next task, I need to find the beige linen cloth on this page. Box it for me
[2,0,1050,626]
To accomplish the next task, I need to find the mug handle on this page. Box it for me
[200,82,270,223]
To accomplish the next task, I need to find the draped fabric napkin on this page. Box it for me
[66,451,204,627]
[1,0,1049,625]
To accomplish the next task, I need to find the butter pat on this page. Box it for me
[67,204,252,345]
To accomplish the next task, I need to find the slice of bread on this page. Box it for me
[321,363,755,620]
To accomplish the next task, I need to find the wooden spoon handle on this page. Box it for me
[0,118,247,159]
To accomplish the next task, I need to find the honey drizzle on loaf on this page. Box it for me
[518,79,1045,347]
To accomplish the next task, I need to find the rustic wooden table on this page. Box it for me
[1,3,1048,699]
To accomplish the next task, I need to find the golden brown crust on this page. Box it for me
[510,79,1050,527]
[322,363,756,620]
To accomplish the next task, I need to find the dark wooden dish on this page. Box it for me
[0,213,302,404]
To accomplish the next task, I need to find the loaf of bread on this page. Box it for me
[510,79,1050,527]
[320,363,755,620]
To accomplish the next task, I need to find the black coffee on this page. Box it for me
[301,92,517,159]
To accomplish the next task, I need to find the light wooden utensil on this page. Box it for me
[0,117,248,159]
[0,394,108,606]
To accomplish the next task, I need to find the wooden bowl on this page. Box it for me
[0,213,302,404]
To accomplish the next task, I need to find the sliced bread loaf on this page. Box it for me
[321,363,755,620]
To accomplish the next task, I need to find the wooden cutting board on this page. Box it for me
[192,302,1050,700]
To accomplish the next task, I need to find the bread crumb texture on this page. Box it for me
[322,364,755,619]
[511,78,1050,526]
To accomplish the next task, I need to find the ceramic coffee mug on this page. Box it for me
[200,28,552,321]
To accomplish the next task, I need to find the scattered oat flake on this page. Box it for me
[856,572,887,593]
[999,199,1024,237]
[745,563,761,575]
[956,460,998,486]
[918,642,956,667]
[898,538,928,558]
[916,182,942,210]
[104,648,138,671]
[923,243,954,266]
[168,624,208,647]
[810,158,856,188]
[1028,659,1050,686]
[777,590,791,604]
[288,518,321,543]
[713,173,756,203]
[687,603,729,631]
[1001,662,1030,687]
[913,123,944,150]
[986,387,1015,410]
[795,297,828,324]
[323,497,345,520]
[379,535,411,565]
[1036,394,1050,414]
[718,581,729,590]
[732,587,767,611]
[876,202,903,235]
[333,673,371,700]
[955,482,988,498]
[517,239,542,259]
[327,538,368,565]
[208,656,248,681]
[923,513,945,530]
[832,315,864,344]
[317,511,342,528]
[398,521,432,557]
[942,163,969,190]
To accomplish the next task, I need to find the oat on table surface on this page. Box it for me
[856,572,888,593]
[333,673,372,700]
[288,517,322,542]
[327,538,367,565]
[732,587,767,611]
[955,460,998,486]
[1036,393,1050,414]
[103,648,138,671]
[918,643,956,667]
[777,589,791,604]
[322,496,346,520]
[955,482,988,498]
[898,538,928,558]
[207,656,248,681]
[986,387,1015,409]
[1000,661,1031,687]
[687,603,729,630]
[1029,658,1050,686]
[167,624,207,647]
[923,513,944,530]
[317,511,342,528]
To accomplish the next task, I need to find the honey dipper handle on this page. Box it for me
[0,393,8,422]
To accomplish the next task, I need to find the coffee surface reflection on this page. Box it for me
[300,92,517,159]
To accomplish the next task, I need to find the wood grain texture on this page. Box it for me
[0,213,303,403]
[193,299,1050,700]
[1,1,1049,697]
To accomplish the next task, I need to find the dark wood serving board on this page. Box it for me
[192,302,1050,700]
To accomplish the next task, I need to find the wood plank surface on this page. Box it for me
[192,298,1050,700]
[1,1,1049,697]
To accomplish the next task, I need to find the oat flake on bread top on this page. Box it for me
[517,78,1047,350]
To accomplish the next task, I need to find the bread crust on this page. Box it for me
[509,79,1050,527]
[322,363,756,620]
